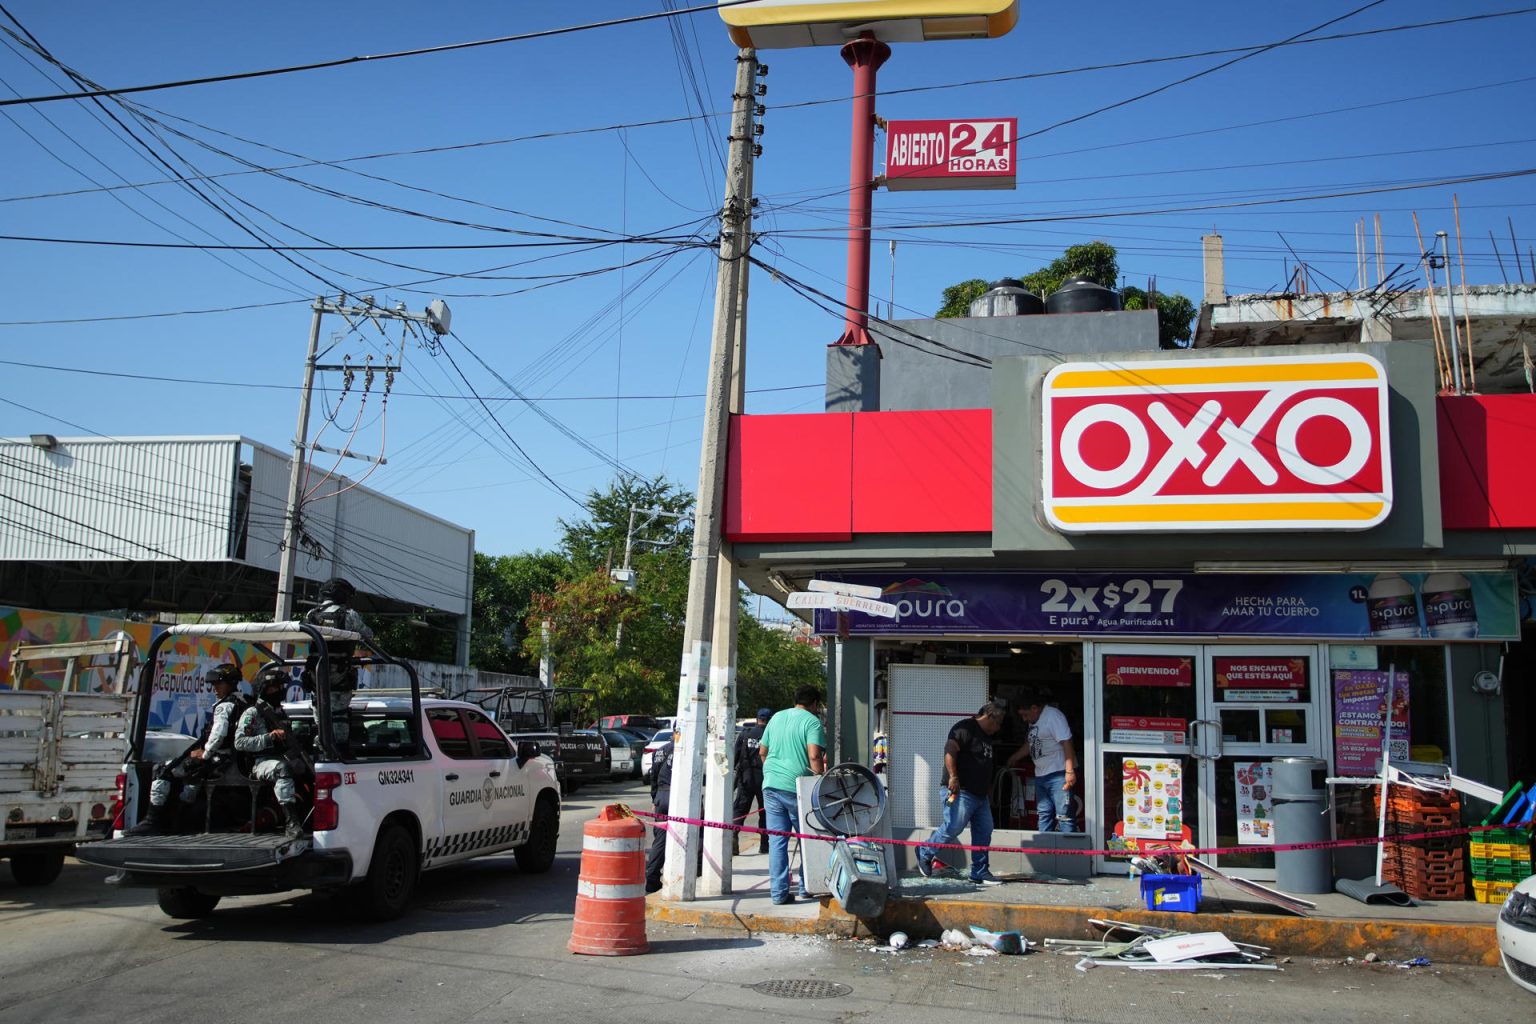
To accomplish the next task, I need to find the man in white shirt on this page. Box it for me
[1006,688,1078,833]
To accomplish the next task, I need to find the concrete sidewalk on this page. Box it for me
[647,848,1502,966]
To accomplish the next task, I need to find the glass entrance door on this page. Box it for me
[1089,645,1201,873]
[1088,643,1327,879]
[1198,646,1326,876]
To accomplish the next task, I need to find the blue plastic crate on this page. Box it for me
[1140,873,1202,913]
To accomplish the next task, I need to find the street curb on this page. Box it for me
[647,895,1499,966]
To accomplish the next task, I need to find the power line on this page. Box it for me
[0,1,761,108]
[0,233,711,251]
[3,8,1529,208]
[1016,0,1392,143]
[429,339,589,512]
[765,167,1536,234]
[0,9,351,295]
[772,8,1536,114]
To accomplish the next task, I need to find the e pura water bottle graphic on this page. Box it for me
[1422,571,1479,638]
[1366,572,1422,638]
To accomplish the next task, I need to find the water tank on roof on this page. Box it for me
[968,278,1044,317]
[1046,275,1122,314]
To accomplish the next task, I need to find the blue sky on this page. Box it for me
[2,1,1533,566]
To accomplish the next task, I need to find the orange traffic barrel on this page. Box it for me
[569,804,649,956]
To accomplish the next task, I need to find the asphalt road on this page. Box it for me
[0,777,1528,1024]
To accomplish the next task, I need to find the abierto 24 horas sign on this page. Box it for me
[884,118,1016,190]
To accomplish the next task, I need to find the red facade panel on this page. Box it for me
[725,395,1527,541]
[850,409,992,533]
[725,413,854,542]
[1438,394,1536,529]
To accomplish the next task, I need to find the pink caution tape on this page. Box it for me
[630,808,1514,859]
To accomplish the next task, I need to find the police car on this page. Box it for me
[78,622,561,921]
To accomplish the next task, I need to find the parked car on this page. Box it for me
[640,728,672,778]
[600,730,639,780]
[468,686,607,793]
[1499,873,1536,995]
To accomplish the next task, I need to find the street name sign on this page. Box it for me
[787,591,899,618]
[808,579,886,599]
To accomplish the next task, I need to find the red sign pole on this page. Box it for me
[833,32,890,348]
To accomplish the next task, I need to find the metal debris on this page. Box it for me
[1049,919,1281,973]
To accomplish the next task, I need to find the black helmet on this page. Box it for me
[254,665,290,695]
[206,663,242,688]
[318,577,356,603]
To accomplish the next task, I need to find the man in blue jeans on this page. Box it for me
[1008,688,1078,833]
[917,701,1008,886]
[757,685,826,905]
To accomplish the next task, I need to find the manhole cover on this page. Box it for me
[422,898,499,913]
[747,980,852,1000]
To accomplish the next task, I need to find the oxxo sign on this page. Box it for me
[1040,354,1393,533]
[884,118,1017,191]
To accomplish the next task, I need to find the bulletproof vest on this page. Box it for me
[200,694,249,755]
[305,601,362,691]
[306,601,350,631]
[736,725,764,781]
[651,742,675,797]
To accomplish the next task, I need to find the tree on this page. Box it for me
[368,614,456,665]
[735,614,826,714]
[524,568,669,711]
[557,474,692,572]
[520,474,829,717]
[521,476,695,713]
[1018,240,1119,295]
[1123,286,1197,349]
[934,240,1196,348]
[937,278,989,319]
[468,551,569,675]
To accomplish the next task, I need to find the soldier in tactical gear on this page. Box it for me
[302,576,372,755]
[235,665,307,836]
[732,708,771,856]
[127,663,250,836]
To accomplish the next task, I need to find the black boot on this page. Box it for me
[125,804,174,836]
[282,803,306,837]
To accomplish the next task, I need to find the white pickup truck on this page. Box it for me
[77,622,561,921]
[1,635,136,886]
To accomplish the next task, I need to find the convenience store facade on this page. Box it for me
[725,331,1535,879]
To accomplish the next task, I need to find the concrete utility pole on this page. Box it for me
[699,138,754,898]
[663,49,758,901]
[274,298,326,623]
[273,296,450,622]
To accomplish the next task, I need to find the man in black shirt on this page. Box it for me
[915,701,1007,886]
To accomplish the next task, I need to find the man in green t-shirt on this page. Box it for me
[757,685,826,904]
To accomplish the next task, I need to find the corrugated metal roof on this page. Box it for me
[0,436,238,562]
[244,440,471,616]
[0,435,472,616]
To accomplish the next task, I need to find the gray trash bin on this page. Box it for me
[1271,756,1332,894]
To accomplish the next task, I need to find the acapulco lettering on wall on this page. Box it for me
[1041,354,1392,533]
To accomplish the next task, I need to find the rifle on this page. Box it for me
[160,696,251,779]
[252,701,313,780]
